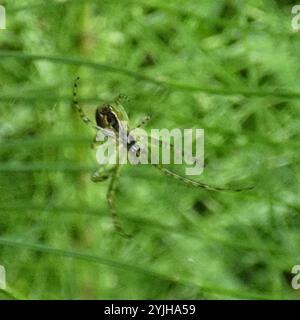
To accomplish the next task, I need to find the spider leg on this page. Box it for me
[91,165,115,182]
[107,164,132,238]
[72,77,96,127]
[152,164,254,192]
[114,93,129,106]
[73,78,116,139]
[136,115,151,129]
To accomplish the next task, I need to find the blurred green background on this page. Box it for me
[0,0,300,300]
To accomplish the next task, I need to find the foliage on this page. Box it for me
[0,0,300,299]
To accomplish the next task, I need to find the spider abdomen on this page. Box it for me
[95,105,120,132]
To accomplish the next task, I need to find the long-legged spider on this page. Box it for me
[72,77,253,238]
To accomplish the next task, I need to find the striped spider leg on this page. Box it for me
[151,163,254,192]
[132,114,254,192]
[134,141,254,192]
[72,77,116,139]
[136,115,151,129]
[93,163,131,238]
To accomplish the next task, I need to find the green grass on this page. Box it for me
[0,0,300,299]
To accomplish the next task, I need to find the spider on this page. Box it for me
[72,77,253,238]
